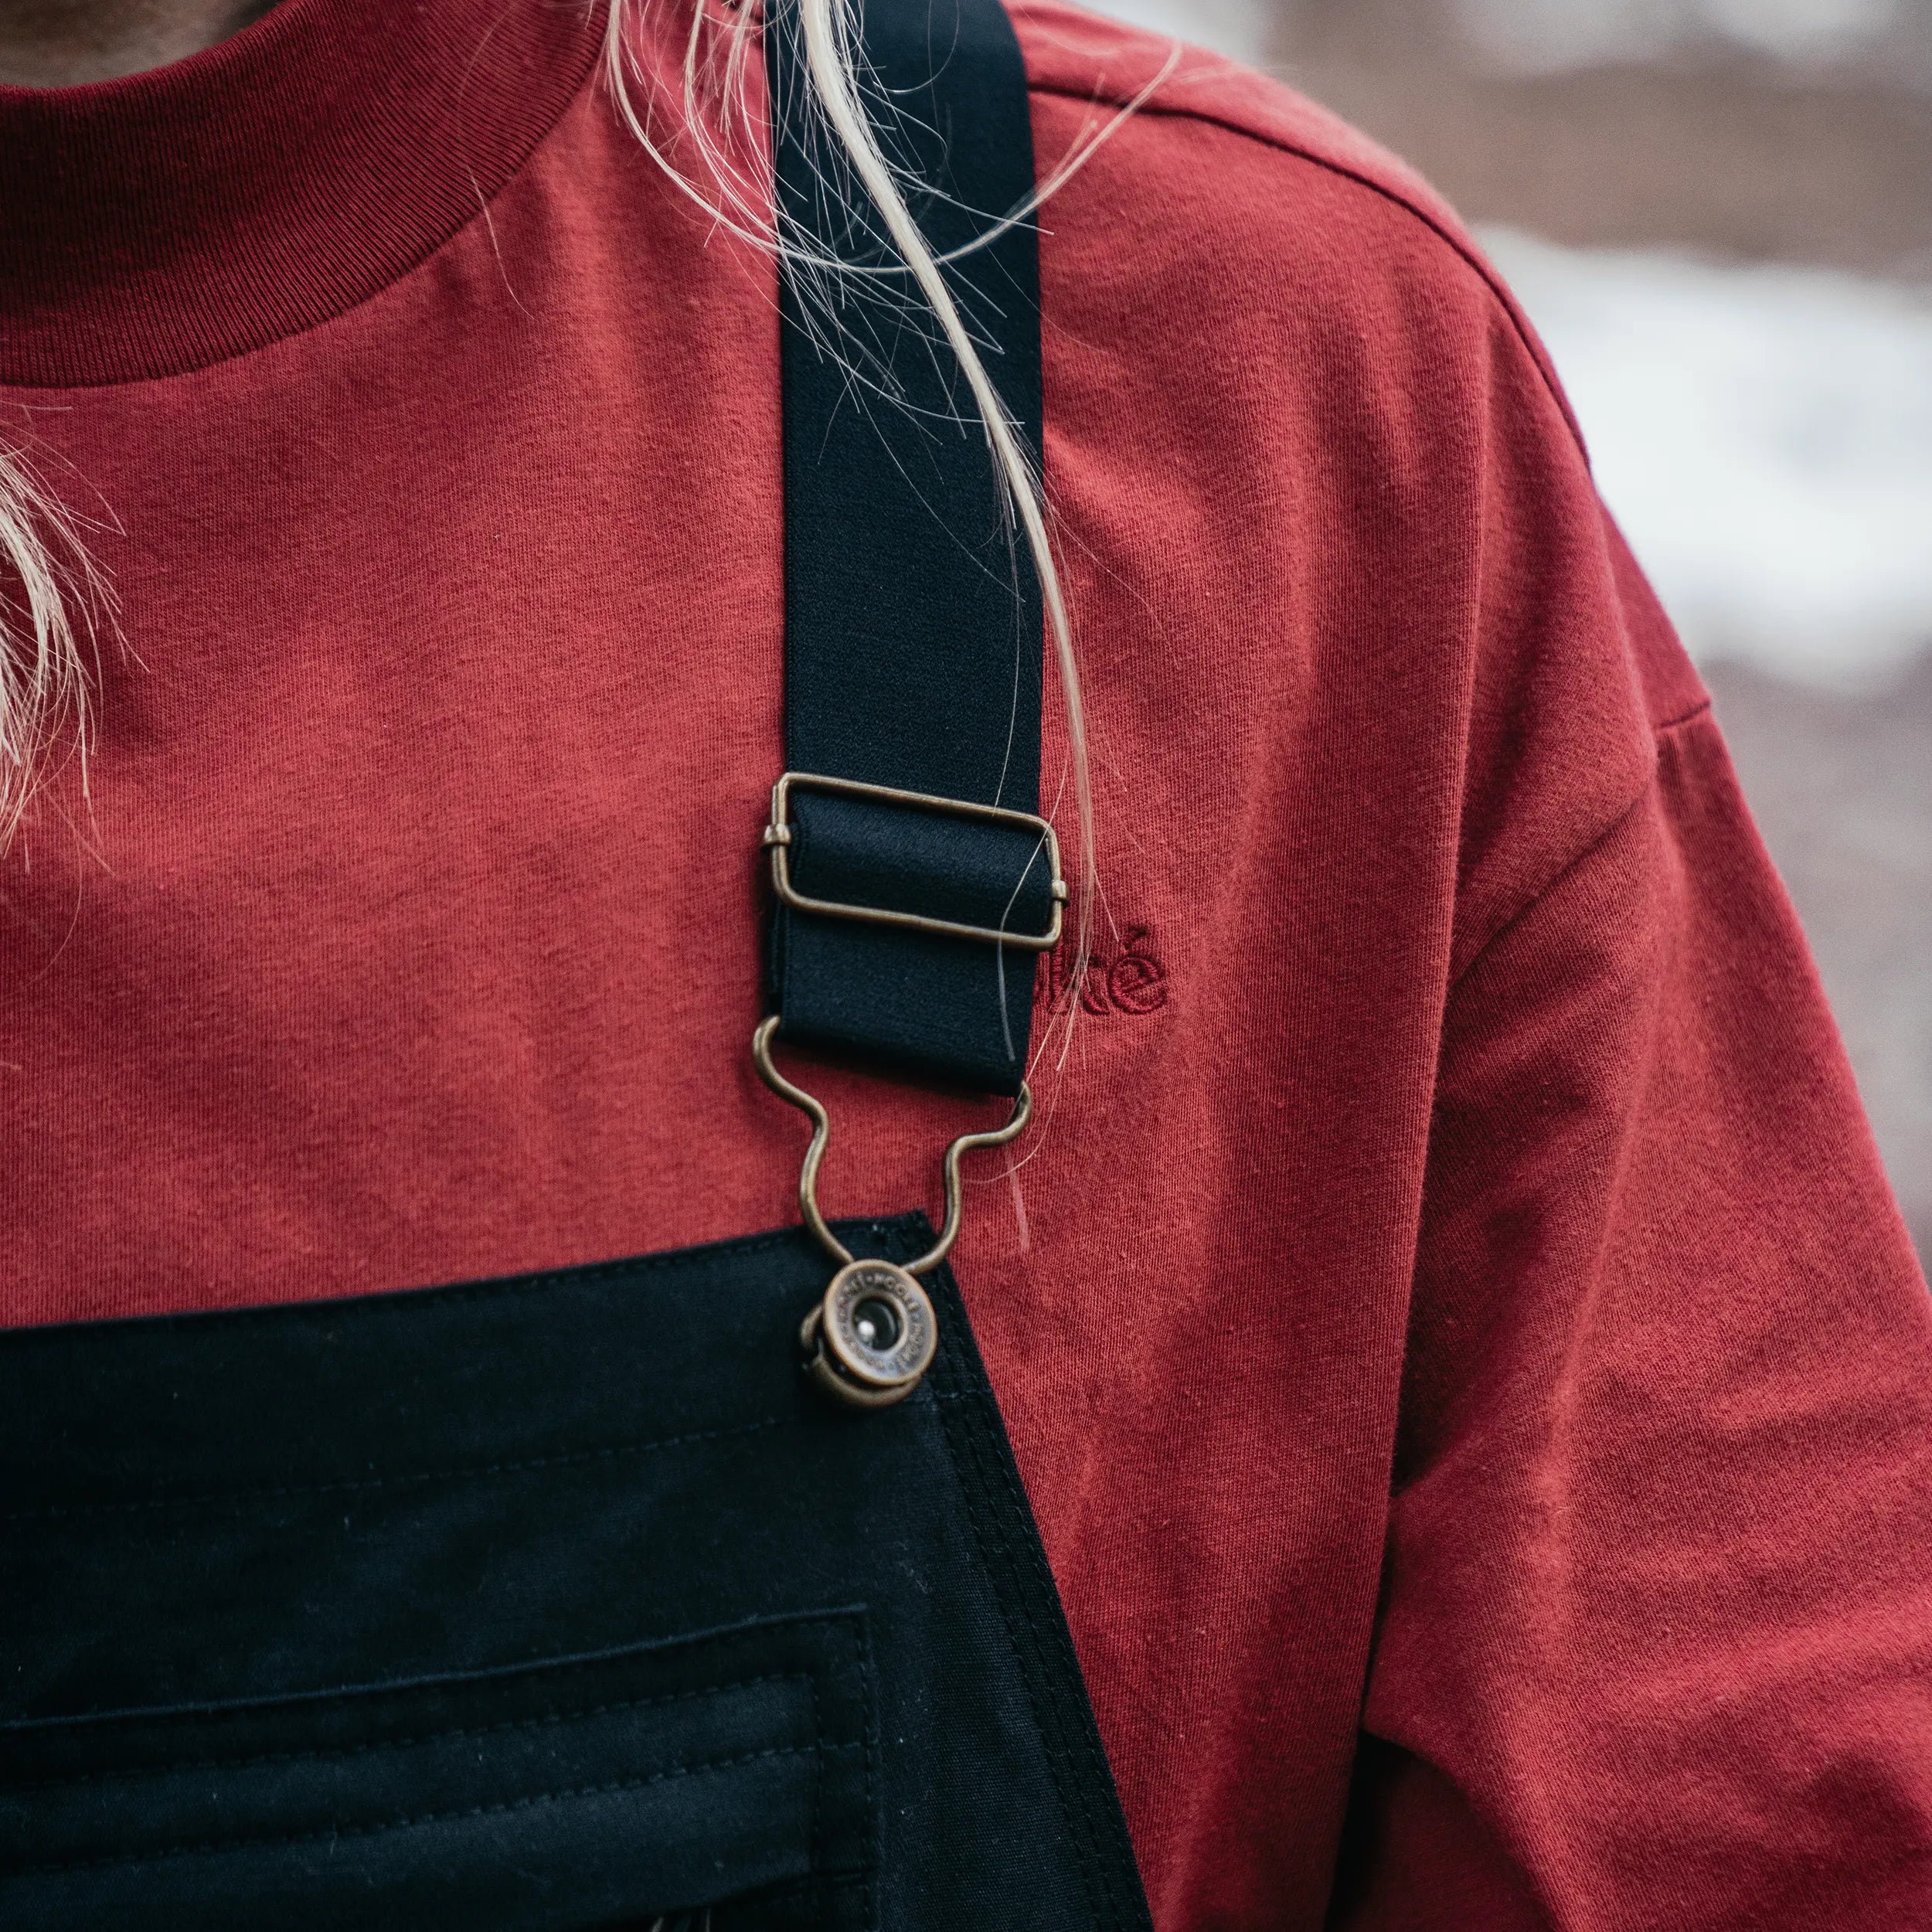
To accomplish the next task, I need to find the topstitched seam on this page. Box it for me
[978,1398,1124,1923]
[1655,697,1715,735]
[1447,784,1653,997]
[5,1383,967,1522]
[0,1216,922,1352]
[1439,679,1709,1001]
[808,1658,825,1889]
[0,1610,869,1743]
[848,1611,881,1930]
[2,1672,812,1794]
[0,1411,800,1522]
[11,1739,866,1878]
[927,1266,1123,1927]
[1026,79,1590,458]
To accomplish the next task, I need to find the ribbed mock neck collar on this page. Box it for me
[0,0,604,386]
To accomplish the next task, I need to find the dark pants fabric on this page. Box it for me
[0,1216,1151,1930]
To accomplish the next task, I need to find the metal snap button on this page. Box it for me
[799,1260,937,1409]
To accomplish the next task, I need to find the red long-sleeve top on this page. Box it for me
[2,0,1927,1923]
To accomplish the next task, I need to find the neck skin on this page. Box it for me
[0,0,276,85]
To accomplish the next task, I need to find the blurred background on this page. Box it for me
[1099,0,1932,1264]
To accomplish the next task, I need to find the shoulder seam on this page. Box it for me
[1026,82,1588,454]
[1655,697,1714,735]
[1437,641,1705,997]
[1447,781,1652,997]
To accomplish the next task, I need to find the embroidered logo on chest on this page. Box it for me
[1041,923,1168,1019]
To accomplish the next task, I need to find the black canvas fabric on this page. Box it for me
[0,1219,1154,1930]
[767,0,1048,1094]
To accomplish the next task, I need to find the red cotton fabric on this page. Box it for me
[2,1,1929,1925]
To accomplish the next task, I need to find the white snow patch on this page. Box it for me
[1481,228,1932,688]
[1451,0,1902,73]
[1087,0,1268,62]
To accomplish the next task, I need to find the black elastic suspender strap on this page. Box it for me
[765,0,1049,1097]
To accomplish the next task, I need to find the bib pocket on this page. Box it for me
[0,1610,874,1932]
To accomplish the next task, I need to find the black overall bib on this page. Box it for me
[0,3,1156,1927]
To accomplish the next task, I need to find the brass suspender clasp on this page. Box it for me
[751,1017,1031,1408]
[763,771,1069,951]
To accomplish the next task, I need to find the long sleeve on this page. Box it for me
[1332,627,1932,1926]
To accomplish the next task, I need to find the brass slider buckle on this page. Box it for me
[762,771,1069,952]
[752,1017,1031,1409]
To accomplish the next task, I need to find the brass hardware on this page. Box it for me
[764,771,1068,953]
[751,1016,1032,1406]
[799,1260,938,1408]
